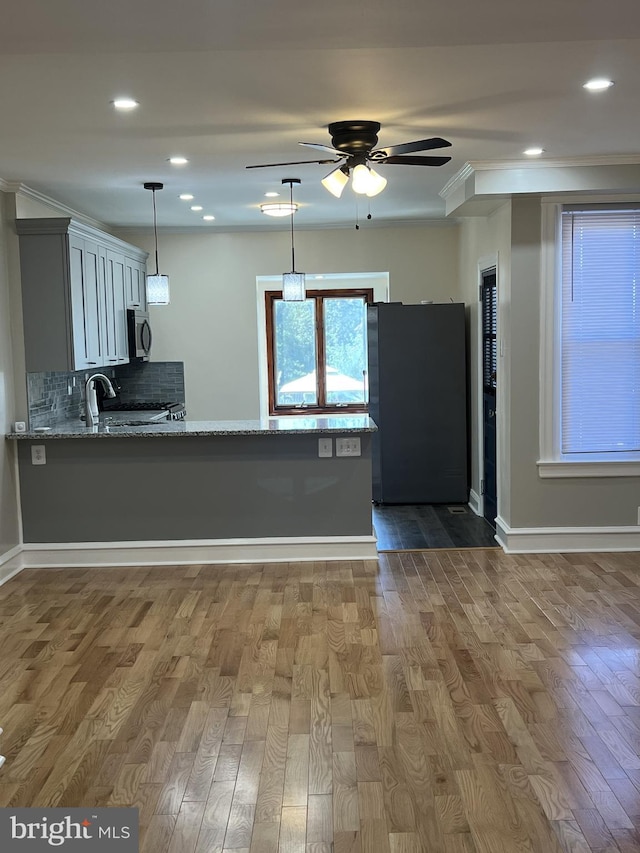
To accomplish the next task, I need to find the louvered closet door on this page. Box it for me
[481,269,497,526]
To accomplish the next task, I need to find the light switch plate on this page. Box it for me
[318,437,333,457]
[336,437,361,457]
[31,445,46,465]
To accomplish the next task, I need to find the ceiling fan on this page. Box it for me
[246,120,452,198]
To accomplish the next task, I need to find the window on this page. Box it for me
[539,203,640,476]
[561,209,639,453]
[265,288,373,415]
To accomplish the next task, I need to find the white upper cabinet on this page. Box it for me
[125,256,147,310]
[16,218,147,372]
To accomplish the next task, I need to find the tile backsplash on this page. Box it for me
[27,362,185,428]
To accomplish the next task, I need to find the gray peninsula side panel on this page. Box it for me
[17,434,373,543]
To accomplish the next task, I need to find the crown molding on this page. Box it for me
[3,182,110,232]
[439,163,475,201]
[440,154,640,202]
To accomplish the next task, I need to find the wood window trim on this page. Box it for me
[265,288,374,416]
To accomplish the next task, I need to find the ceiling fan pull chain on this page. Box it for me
[355,198,360,230]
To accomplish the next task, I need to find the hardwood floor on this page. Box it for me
[1,551,640,851]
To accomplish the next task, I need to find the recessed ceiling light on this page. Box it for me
[179,193,194,201]
[190,205,203,211]
[583,78,614,91]
[112,98,138,110]
[168,156,189,165]
[524,147,544,156]
[203,215,215,221]
[260,202,298,217]
[265,192,279,198]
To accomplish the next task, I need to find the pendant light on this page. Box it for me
[143,181,170,305]
[281,178,305,302]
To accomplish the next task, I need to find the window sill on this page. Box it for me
[537,456,640,478]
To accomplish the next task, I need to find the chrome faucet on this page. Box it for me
[84,373,116,427]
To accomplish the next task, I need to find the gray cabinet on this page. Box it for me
[16,218,147,372]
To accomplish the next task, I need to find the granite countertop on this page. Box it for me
[7,414,377,439]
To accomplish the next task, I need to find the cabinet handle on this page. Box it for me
[108,359,118,362]
[87,361,97,365]
[131,303,140,307]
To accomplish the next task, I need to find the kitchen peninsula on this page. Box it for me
[8,415,377,566]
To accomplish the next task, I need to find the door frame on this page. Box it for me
[472,254,499,519]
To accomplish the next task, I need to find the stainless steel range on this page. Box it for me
[102,400,187,423]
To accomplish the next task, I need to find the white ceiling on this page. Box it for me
[1,0,639,230]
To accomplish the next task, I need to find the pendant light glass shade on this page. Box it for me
[282,272,306,301]
[321,166,349,198]
[281,178,306,302]
[147,274,170,305]
[144,182,170,305]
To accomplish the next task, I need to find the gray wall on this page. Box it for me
[0,194,22,565]
[458,195,640,531]
[115,225,461,421]
[17,434,373,542]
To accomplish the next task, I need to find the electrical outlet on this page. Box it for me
[31,445,46,465]
[336,437,361,457]
[637,507,640,526]
[318,437,333,457]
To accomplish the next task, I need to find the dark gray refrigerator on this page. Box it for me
[367,302,468,504]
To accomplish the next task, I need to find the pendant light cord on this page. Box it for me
[289,181,296,272]
[152,189,160,276]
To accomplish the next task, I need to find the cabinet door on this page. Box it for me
[107,250,129,364]
[69,237,103,370]
[125,257,147,310]
[99,246,118,366]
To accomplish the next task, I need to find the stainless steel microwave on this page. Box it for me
[127,309,152,361]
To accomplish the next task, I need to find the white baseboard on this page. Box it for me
[16,535,379,570]
[495,516,640,553]
[468,489,482,517]
[0,545,24,586]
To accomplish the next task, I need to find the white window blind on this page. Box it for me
[561,209,640,453]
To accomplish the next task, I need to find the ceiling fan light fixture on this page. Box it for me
[260,202,298,217]
[321,166,349,198]
[351,163,387,197]
[364,167,387,197]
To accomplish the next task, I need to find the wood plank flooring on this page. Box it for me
[1,551,640,851]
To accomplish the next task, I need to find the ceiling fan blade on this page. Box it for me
[377,155,452,166]
[246,158,340,169]
[299,142,345,156]
[371,137,452,158]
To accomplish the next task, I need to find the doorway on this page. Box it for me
[480,267,497,526]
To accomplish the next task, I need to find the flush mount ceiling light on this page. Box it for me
[583,78,614,91]
[202,215,215,221]
[179,193,194,200]
[281,178,305,302]
[190,205,203,211]
[168,156,188,165]
[143,182,170,305]
[112,97,139,110]
[523,147,545,156]
[260,202,298,217]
